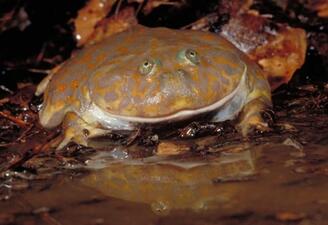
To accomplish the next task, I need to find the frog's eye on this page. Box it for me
[139,59,155,75]
[178,49,200,65]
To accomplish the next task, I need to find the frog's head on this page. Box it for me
[88,32,246,123]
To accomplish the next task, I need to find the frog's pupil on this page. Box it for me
[144,62,149,67]
[139,59,155,75]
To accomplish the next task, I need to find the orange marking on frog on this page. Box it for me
[58,84,66,92]
[71,80,79,89]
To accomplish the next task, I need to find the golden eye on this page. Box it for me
[185,49,200,65]
[139,59,155,75]
[177,49,200,65]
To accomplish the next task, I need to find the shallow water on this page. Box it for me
[1,140,327,225]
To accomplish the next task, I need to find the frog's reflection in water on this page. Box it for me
[81,149,257,215]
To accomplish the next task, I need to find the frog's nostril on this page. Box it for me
[176,69,187,76]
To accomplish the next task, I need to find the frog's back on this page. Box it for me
[39,26,270,129]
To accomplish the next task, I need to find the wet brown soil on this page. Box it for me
[0,142,327,225]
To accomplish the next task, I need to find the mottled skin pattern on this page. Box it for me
[37,26,271,149]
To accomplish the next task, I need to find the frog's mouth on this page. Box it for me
[88,65,247,130]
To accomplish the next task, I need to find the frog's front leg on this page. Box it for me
[236,62,273,137]
[57,112,109,149]
[237,95,272,137]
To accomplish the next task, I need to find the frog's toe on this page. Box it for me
[237,117,271,137]
[57,128,109,150]
[56,136,79,150]
[56,126,88,150]
[57,112,112,149]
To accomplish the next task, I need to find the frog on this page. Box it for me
[36,25,272,149]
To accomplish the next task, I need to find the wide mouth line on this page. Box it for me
[90,65,247,124]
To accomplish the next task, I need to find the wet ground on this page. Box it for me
[1,140,328,225]
[0,143,327,225]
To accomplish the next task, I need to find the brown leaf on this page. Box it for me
[74,0,117,46]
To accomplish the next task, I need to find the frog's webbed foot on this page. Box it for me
[236,98,272,137]
[56,112,109,150]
